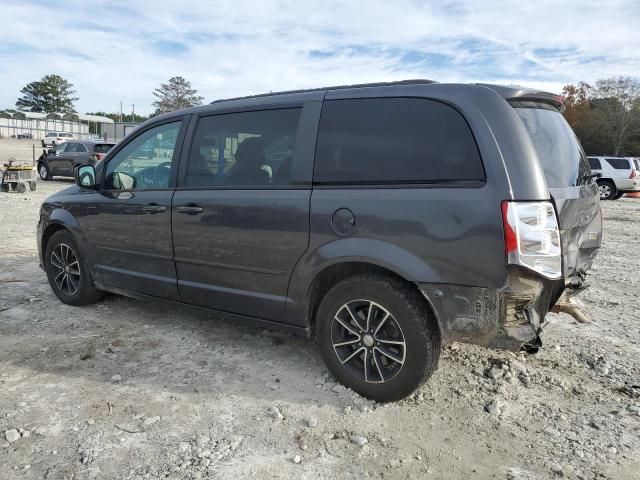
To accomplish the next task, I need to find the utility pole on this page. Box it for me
[119,101,123,123]
[132,104,135,122]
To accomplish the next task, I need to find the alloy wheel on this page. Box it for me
[331,299,406,383]
[39,164,48,180]
[50,243,81,296]
[599,184,611,199]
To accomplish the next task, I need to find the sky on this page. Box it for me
[0,0,638,115]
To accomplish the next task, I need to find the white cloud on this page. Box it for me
[0,0,638,114]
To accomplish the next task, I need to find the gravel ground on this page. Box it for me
[1,174,639,479]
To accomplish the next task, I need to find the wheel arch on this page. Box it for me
[41,209,96,279]
[301,261,441,338]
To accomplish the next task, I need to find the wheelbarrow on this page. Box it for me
[1,158,37,193]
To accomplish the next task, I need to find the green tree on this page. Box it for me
[15,74,78,113]
[152,76,204,115]
[591,76,640,156]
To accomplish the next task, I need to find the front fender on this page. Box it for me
[285,237,441,326]
[41,206,95,277]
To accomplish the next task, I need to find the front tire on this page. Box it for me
[316,274,440,402]
[38,162,50,181]
[44,230,103,306]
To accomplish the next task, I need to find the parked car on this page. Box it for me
[587,156,640,200]
[37,140,116,180]
[37,81,602,401]
[43,132,74,147]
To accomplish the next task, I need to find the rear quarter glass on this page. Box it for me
[512,102,590,188]
[606,158,631,169]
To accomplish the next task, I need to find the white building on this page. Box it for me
[0,111,114,140]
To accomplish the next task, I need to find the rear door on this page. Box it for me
[172,105,316,321]
[513,103,602,282]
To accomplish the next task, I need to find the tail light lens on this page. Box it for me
[630,169,637,179]
[501,201,562,279]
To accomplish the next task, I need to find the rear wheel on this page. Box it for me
[16,182,26,193]
[29,181,37,191]
[44,230,103,306]
[316,274,440,402]
[597,180,617,200]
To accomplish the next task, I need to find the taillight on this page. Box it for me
[501,200,562,279]
[630,169,637,179]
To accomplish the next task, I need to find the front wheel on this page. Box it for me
[44,230,103,306]
[316,274,440,402]
[38,162,51,181]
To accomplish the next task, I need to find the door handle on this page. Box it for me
[176,205,204,215]
[142,205,167,213]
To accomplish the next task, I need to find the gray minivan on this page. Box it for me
[37,81,602,401]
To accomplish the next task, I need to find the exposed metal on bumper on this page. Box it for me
[419,267,565,351]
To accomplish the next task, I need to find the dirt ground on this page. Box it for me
[1,160,639,478]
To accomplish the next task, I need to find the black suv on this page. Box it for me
[38,140,116,181]
[37,81,602,401]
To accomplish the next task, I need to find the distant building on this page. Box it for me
[0,110,114,140]
[100,122,140,142]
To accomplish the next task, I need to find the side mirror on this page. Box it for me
[75,165,97,189]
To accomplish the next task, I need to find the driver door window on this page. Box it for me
[104,121,182,190]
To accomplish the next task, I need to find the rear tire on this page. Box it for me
[597,180,617,200]
[29,181,37,191]
[44,230,103,306]
[16,182,26,193]
[316,274,441,402]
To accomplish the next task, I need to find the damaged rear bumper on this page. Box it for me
[419,267,565,351]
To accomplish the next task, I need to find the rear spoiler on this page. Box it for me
[477,84,564,110]
[510,92,564,109]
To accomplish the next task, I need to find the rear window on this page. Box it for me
[93,143,115,154]
[588,157,602,170]
[606,158,630,169]
[514,105,590,187]
[314,98,484,184]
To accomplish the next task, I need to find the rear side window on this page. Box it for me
[606,158,630,169]
[314,98,484,184]
[514,106,590,187]
[93,143,114,154]
[588,158,602,170]
[185,108,301,187]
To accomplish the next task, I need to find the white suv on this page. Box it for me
[587,156,640,200]
[43,132,74,147]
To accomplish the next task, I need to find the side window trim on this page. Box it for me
[175,105,312,190]
[99,116,187,192]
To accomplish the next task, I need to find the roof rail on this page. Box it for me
[210,79,438,104]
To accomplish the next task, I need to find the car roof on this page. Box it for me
[147,80,563,124]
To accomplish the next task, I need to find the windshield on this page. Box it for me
[514,104,590,187]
